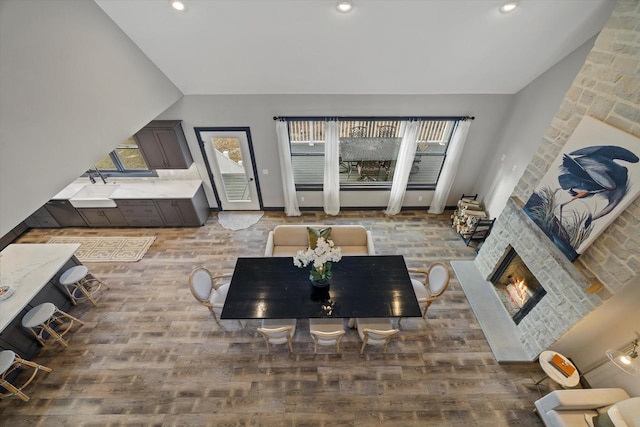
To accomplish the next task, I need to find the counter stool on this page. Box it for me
[0,350,52,401]
[22,302,84,348]
[59,265,109,306]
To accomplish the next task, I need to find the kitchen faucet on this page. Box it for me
[95,168,108,184]
[88,168,107,184]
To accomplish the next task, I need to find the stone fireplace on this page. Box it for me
[474,197,605,359]
[490,247,547,325]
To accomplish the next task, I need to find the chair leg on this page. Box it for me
[360,339,367,355]
[0,378,30,401]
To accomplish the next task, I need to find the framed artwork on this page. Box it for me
[524,116,640,261]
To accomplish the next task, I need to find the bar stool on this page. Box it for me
[22,302,84,348]
[0,350,52,401]
[59,265,109,306]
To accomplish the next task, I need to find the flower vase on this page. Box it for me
[310,276,331,289]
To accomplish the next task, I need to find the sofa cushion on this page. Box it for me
[272,245,307,257]
[547,410,599,427]
[330,226,368,246]
[339,246,369,256]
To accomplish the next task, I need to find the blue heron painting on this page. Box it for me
[524,117,640,261]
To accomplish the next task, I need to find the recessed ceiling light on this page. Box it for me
[499,1,518,13]
[336,1,353,13]
[171,0,186,11]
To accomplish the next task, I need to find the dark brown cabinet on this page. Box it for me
[134,120,193,169]
[116,200,165,227]
[24,206,60,228]
[77,208,127,227]
[45,200,87,227]
[0,222,28,251]
[155,186,210,226]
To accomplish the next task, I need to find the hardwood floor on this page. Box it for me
[0,210,548,426]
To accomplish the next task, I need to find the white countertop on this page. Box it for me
[111,180,202,199]
[53,179,203,201]
[0,243,80,332]
[52,182,87,200]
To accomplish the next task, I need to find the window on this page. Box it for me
[289,118,457,189]
[92,138,156,177]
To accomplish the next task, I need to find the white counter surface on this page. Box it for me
[52,182,87,200]
[110,180,202,199]
[0,243,80,332]
[54,180,203,201]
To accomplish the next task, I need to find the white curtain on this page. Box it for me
[384,121,419,215]
[275,120,301,216]
[323,120,340,215]
[428,120,472,214]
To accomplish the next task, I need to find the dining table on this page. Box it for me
[221,255,422,319]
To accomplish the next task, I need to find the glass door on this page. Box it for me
[196,128,261,210]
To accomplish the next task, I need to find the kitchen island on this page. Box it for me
[0,243,80,357]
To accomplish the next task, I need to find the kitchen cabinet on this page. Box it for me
[155,185,210,226]
[77,208,127,227]
[0,222,28,251]
[134,120,193,169]
[24,206,60,228]
[0,249,78,359]
[116,200,165,227]
[45,200,87,227]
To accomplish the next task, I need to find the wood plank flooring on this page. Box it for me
[0,210,549,426]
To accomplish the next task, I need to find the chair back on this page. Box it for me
[360,328,399,354]
[428,263,450,296]
[189,267,213,305]
[257,319,297,353]
[309,323,346,353]
[258,326,294,344]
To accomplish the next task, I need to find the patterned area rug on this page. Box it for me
[217,211,264,231]
[48,236,156,262]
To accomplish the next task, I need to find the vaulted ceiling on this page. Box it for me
[95,0,616,95]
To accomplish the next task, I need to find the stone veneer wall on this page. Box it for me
[512,0,640,293]
[476,0,640,358]
[475,199,604,358]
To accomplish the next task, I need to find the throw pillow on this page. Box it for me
[307,227,331,248]
[588,412,619,427]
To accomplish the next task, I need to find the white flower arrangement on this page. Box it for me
[293,237,342,280]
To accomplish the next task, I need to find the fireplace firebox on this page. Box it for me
[490,247,546,325]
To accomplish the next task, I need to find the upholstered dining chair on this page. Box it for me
[355,318,400,354]
[309,318,346,353]
[188,267,242,328]
[257,319,297,354]
[400,262,451,325]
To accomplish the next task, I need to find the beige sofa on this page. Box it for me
[535,388,639,427]
[264,225,375,257]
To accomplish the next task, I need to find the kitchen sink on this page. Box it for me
[69,184,120,208]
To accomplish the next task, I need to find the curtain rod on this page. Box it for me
[273,115,475,122]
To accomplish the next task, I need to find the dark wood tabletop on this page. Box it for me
[221,255,421,319]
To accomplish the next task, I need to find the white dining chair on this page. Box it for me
[355,318,400,354]
[400,262,451,325]
[188,267,242,328]
[257,319,297,354]
[309,318,346,353]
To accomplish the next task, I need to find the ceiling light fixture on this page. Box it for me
[499,1,518,14]
[336,1,353,13]
[171,0,186,11]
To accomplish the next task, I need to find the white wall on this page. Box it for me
[0,0,182,235]
[159,94,513,209]
[474,35,597,218]
[550,280,640,396]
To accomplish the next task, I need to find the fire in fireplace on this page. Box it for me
[490,247,546,325]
